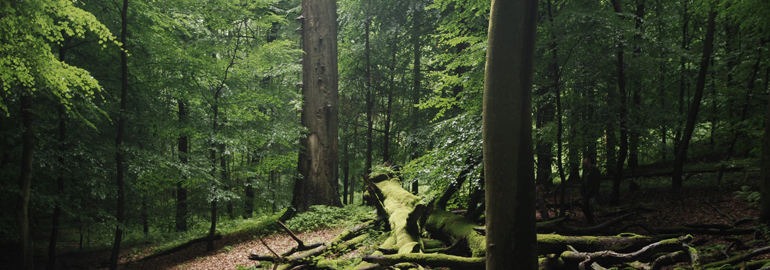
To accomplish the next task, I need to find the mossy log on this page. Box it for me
[560,235,697,269]
[425,208,661,257]
[678,245,770,270]
[370,176,427,254]
[362,253,484,270]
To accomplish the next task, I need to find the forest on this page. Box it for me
[1,0,770,269]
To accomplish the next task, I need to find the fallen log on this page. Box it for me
[133,233,222,263]
[425,208,662,256]
[679,245,770,270]
[362,253,484,270]
[560,235,697,269]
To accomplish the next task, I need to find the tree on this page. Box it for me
[0,1,114,269]
[109,0,129,268]
[672,8,716,190]
[291,0,343,212]
[482,0,538,269]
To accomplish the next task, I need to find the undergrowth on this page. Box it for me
[285,204,376,232]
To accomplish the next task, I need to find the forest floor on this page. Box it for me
[56,165,767,269]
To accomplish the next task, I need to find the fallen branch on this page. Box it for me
[133,233,222,263]
[561,235,695,268]
[362,253,484,270]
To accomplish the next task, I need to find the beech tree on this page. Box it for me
[290,0,343,212]
[482,0,538,269]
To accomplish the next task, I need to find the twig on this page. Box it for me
[276,220,305,248]
[258,237,282,264]
[702,198,735,222]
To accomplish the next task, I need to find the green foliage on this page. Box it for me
[734,186,761,205]
[0,0,117,112]
[285,205,375,232]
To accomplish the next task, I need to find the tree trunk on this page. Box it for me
[481,0,538,268]
[628,0,645,174]
[176,101,188,231]
[109,0,129,268]
[47,46,68,270]
[18,91,34,270]
[364,19,374,174]
[610,0,628,206]
[672,9,716,190]
[343,137,350,205]
[760,63,770,224]
[410,2,422,195]
[291,0,342,211]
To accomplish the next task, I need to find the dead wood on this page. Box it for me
[362,253,484,270]
[652,224,756,235]
[561,235,696,269]
[133,233,221,263]
[680,245,770,270]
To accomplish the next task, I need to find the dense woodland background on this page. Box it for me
[1,0,770,269]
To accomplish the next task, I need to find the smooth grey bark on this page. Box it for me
[482,0,538,268]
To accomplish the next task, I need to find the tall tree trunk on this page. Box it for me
[482,0,538,268]
[537,0,556,190]
[18,91,34,270]
[761,80,770,224]
[610,0,628,206]
[176,101,188,231]
[383,40,396,163]
[364,19,374,174]
[291,0,342,212]
[628,0,645,173]
[207,98,220,252]
[672,9,716,189]
[109,0,129,268]
[410,3,422,195]
[343,137,349,205]
[351,125,359,204]
[674,0,690,157]
[47,46,68,270]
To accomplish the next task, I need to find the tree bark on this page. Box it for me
[410,2,422,195]
[610,0,628,206]
[482,0,538,268]
[47,45,68,270]
[672,9,716,189]
[291,0,342,211]
[18,91,34,270]
[176,101,188,231]
[109,0,129,268]
[759,84,770,223]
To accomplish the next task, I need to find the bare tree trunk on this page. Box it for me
[47,46,68,270]
[291,0,342,211]
[364,19,374,174]
[610,0,628,206]
[410,2,422,195]
[482,0,538,268]
[176,101,188,231]
[18,92,34,270]
[109,0,129,268]
[672,9,716,189]
[762,70,770,224]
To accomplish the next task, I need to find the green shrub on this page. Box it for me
[285,204,375,232]
[734,185,761,205]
